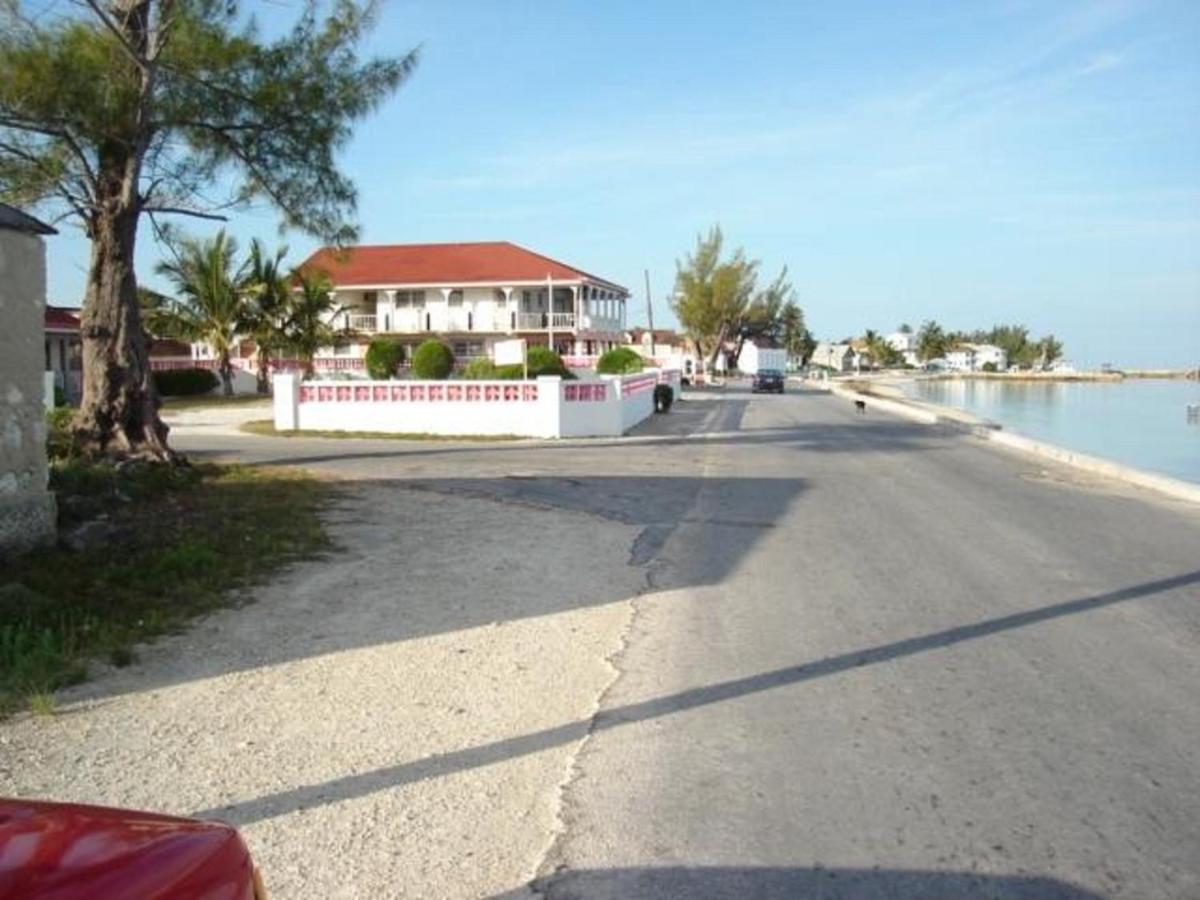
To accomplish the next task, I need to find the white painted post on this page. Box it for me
[538,375,562,438]
[274,373,298,430]
[43,371,56,412]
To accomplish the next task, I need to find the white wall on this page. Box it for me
[274,370,674,439]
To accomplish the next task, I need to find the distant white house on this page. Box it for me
[973,343,1008,370]
[811,342,854,373]
[946,343,1008,372]
[886,330,921,367]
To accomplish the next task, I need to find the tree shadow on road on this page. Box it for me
[190,568,1199,826]
[55,473,807,703]
[489,865,1103,899]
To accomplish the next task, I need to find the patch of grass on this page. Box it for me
[1,461,331,716]
[27,692,56,717]
[239,419,524,442]
[161,393,272,411]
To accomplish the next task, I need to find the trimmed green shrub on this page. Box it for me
[365,339,405,379]
[981,361,998,373]
[153,367,219,396]
[597,347,644,375]
[526,346,572,377]
[654,383,674,413]
[462,357,498,380]
[411,340,455,379]
[493,364,525,380]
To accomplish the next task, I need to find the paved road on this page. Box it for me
[170,385,1200,899]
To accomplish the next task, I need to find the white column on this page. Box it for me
[383,290,396,333]
[502,287,515,333]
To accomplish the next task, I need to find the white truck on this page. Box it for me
[739,342,787,375]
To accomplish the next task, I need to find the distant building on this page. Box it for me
[946,343,1008,372]
[811,342,854,373]
[44,306,82,404]
[886,331,921,367]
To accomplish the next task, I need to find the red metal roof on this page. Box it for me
[298,241,627,292]
[45,306,81,332]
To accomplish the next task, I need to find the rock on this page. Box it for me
[62,518,124,552]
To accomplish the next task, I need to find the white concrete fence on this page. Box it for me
[273,370,680,438]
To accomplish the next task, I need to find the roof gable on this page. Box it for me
[299,241,626,292]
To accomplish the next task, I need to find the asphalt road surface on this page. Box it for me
[166,384,1200,899]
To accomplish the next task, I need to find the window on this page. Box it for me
[363,291,378,305]
[452,341,484,358]
[395,290,425,307]
[448,290,464,307]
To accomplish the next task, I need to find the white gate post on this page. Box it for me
[274,373,298,430]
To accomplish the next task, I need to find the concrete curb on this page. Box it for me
[804,379,1200,506]
[982,429,1200,505]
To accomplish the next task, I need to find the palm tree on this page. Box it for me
[285,269,343,378]
[917,319,948,362]
[155,231,250,396]
[242,241,292,393]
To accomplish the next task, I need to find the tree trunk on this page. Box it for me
[256,347,271,394]
[707,322,729,369]
[75,197,175,462]
[219,355,234,397]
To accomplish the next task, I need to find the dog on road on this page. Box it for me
[854,399,867,414]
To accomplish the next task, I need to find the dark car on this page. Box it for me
[751,369,785,393]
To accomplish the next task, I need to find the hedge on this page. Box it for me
[153,367,219,396]
[462,357,498,380]
[365,339,405,379]
[412,340,455,379]
[596,347,644,375]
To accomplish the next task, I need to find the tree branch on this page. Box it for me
[141,204,228,221]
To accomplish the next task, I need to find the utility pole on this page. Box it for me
[644,269,655,359]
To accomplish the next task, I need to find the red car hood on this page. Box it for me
[0,798,258,899]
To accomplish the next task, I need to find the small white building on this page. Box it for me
[886,331,921,367]
[946,343,1008,372]
[973,343,1008,371]
[810,342,854,373]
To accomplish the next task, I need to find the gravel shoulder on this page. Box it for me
[1,483,646,899]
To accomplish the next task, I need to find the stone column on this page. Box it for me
[0,211,58,556]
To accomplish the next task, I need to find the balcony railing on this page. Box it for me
[347,313,377,332]
[516,312,576,330]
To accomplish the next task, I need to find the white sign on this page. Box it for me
[494,338,527,367]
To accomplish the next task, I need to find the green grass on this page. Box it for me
[161,393,272,410]
[239,419,524,442]
[1,458,331,716]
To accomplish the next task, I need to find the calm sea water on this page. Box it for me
[901,378,1200,484]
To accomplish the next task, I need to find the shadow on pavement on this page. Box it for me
[64,474,807,703]
[191,569,1199,826]
[491,865,1103,899]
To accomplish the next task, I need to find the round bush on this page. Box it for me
[462,357,498,380]
[526,346,571,378]
[654,383,674,413]
[411,340,455,379]
[493,364,525,380]
[365,339,405,379]
[596,347,644,375]
[153,367,220,396]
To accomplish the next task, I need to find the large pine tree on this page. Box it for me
[0,0,417,459]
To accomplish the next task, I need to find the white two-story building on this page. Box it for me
[299,241,630,363]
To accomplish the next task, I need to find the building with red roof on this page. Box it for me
[296,241,630,361]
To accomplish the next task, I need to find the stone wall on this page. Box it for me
[0,227,56,555]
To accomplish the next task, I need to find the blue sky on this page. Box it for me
[47,0,1200,366]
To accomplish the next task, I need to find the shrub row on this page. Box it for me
[153,368,219,396]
